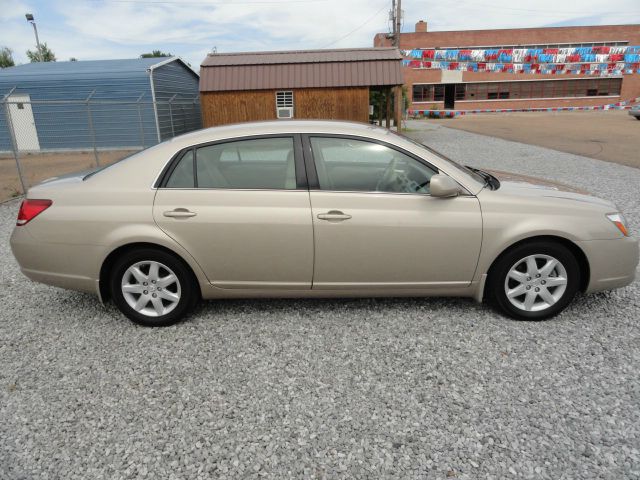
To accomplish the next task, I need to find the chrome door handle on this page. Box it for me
[317,210,352,221]
[163,208,197,218]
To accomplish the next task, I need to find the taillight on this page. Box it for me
[16,199,52,226]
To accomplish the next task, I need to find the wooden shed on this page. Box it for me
[199,48,403,127]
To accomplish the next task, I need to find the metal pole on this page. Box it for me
[168,94,177,138]
[168,103,174,138]
[86,90,99,167]
[136,93,145,148]
[31,22,42,61]
[194,96,202,130]
[2,91,28,194]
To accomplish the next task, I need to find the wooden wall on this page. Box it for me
[201,87,370,127]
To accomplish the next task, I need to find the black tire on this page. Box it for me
[487,241,580,321]
[110,248,200,327]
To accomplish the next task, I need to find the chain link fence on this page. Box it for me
[0,94,201,202]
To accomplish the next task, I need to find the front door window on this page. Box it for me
[309,137,437,194]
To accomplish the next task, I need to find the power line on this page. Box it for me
[320,3,388,48]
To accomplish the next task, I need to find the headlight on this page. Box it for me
[606,213,629,237]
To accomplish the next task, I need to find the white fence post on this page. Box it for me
[2,87,28,195]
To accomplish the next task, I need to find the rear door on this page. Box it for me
[153,135,314,290]
[304,135,482,290]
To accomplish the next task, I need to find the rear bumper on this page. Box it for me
[10,226,100,295]
[577,236,639,293]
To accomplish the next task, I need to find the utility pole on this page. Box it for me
[394,0,401,48]
[391,0,396,41]
[393,0,402,132]
[388,0,397,131]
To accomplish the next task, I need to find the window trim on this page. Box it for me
[301,133,451,197]
[163,147,196,188]
[155,134,307,190]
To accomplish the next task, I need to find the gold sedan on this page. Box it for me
[10,121,638,326]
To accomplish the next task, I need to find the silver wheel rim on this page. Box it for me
[504,254,568,312]
[121,261,181,317]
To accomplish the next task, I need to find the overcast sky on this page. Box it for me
[1,0,639,68]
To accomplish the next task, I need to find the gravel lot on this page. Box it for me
[1,124,639,479]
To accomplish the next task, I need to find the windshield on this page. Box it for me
[395,132,487,185]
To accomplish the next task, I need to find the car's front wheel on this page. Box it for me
[488,241,581,320]
[110,248,199,327]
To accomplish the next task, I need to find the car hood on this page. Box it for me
[485,169,616,209]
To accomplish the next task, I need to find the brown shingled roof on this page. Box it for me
[199,48,403,92]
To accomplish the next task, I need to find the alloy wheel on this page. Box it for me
[121,260,181,317]
[503,254,568,312]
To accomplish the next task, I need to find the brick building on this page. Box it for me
[374,23,640,111]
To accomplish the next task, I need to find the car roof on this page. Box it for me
[167,120,395,147]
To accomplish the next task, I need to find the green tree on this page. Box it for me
[0,47,15,68]
[140,50,172,58]
[26,42,56,62]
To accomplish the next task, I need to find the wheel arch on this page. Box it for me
[482,235,590,301]
[99,242,203,302]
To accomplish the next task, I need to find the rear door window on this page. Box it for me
[196,137,296,189]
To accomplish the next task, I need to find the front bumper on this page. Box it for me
[576,236,639,294]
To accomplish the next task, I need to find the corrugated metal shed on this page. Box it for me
[200,48,403,92]
[0,58,201,151]
[148,58,202,141]
[0,58,166,100]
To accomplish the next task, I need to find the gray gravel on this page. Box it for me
[1,124,639,479]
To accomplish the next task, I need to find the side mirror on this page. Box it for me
[430,174,460,198]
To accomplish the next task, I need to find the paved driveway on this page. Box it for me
[435,110,640,168]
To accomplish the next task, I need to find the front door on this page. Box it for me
[444,84,455,109]
[306,136,482,290]
[153,136,313,289]
[7,94,40,151]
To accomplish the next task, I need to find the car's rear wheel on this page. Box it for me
[488,241,580,320]
[110,248,199,327]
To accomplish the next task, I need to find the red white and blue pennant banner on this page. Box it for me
[402,46,640,75]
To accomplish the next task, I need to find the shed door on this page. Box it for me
[8,94,40,151]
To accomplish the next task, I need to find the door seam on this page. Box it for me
[308,189,316,289]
